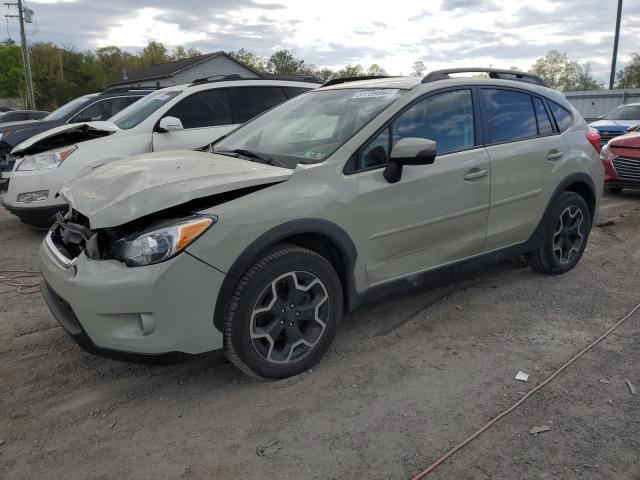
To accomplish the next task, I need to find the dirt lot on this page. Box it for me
[1,193,639,480]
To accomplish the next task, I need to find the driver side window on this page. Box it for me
[358,89,475,170]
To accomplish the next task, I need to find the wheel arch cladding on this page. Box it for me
[213,219,358,331]
[525,172,597,251]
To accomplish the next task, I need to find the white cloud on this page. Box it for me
[98,8,207,48]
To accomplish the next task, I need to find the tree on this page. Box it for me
[411,60,426,76]
[230,48,266,72]
[186,47,202,58]
[141,41,170,66]
[367,64,387,76]
[335,64,364,77]
[0,44,24,98]
[615,53,640,88]
[529,50,602,91]
[172,46,188,60]
[267,49,305,75]
[315,68,334,81]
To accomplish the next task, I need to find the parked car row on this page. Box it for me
[23,67,608,379]
[0,78,318,227]
[0,109,50,123]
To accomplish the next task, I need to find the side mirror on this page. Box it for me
[383,137,437,183]
[157,116,183,133]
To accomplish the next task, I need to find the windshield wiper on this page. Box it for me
[215,148,288,168]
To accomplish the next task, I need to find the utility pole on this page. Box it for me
[4,0,35,109]
[609,0,623,90]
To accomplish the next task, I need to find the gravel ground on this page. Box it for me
[1,193,639,480]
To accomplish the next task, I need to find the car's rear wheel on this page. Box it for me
[223,245,343,379]
[528,192,591,275]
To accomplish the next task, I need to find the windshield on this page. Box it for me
[213,88,406,167]
[606,105,640,120]
[44,95,97,121]
[112,90,181,130]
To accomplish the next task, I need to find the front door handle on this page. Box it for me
[464,168,488,181]
[547,150,564,161]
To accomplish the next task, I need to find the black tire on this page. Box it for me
[224,245,343,379]
[605,187,623,194]
[528,191,591,275]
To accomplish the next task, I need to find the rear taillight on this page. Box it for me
[586,129,601,153]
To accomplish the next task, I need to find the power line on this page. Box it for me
[4,0,35,108]
[609,0,623,90]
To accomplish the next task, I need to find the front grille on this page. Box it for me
[612,157,640,181]
[0,176,8,194]
[599,131,623,143]
[0,153,15,172]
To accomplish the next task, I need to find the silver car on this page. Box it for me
[39,68,604,379]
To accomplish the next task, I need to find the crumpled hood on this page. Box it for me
[11,121,119,156]
[60,150,293,229]
[590,119,639,131]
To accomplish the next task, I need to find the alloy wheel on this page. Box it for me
[250,271,330,364]
[552,205,585,264]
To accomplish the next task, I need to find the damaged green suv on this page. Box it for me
[40,69,603,379]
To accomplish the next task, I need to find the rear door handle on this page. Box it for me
[464,169,488,181]
[547,150,564,161]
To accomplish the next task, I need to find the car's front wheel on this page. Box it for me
[223,245,343,379]
[528,191,591,275]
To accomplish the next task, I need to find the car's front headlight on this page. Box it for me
[111,216,215,267]
[16,145,77,171]
[600,143,616,161]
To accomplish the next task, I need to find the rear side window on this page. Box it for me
[533,97,554,135]
[548,101,572,132]
[166,89,232,128]
[71,97,131,122]
[235,87,288,123]
[482,89,537,143]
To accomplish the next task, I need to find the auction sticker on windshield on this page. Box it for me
[352,89,399,99]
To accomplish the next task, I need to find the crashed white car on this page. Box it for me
[0,77,318,227]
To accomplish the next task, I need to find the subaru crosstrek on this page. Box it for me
[39,68,604,379]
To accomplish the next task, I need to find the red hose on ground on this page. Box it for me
[411,302,640,480]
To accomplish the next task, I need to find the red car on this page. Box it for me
[600,131,640,192]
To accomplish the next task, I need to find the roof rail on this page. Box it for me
[102,86,162,94]
[321,75,395,88]
[422,68,546,87]
[259,73,321,83]
[190,74,245,85]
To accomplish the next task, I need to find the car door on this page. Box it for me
[480,88,568,250]
[347,88,491,285]
[152,88,236,152]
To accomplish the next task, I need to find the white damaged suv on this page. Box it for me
[39,69,603,379]
[1,76,318,227]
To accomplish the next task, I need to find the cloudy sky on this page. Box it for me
[9,0,640,82]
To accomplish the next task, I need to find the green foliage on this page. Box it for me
[529,50,602,91]
[0,44,24,98]
[229,48,267,72]
[616,54,640,88]
[267,49,306,75]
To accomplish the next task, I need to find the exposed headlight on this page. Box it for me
[111,216,215,267]
[600,143,617,161]
[16,145,77,171]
